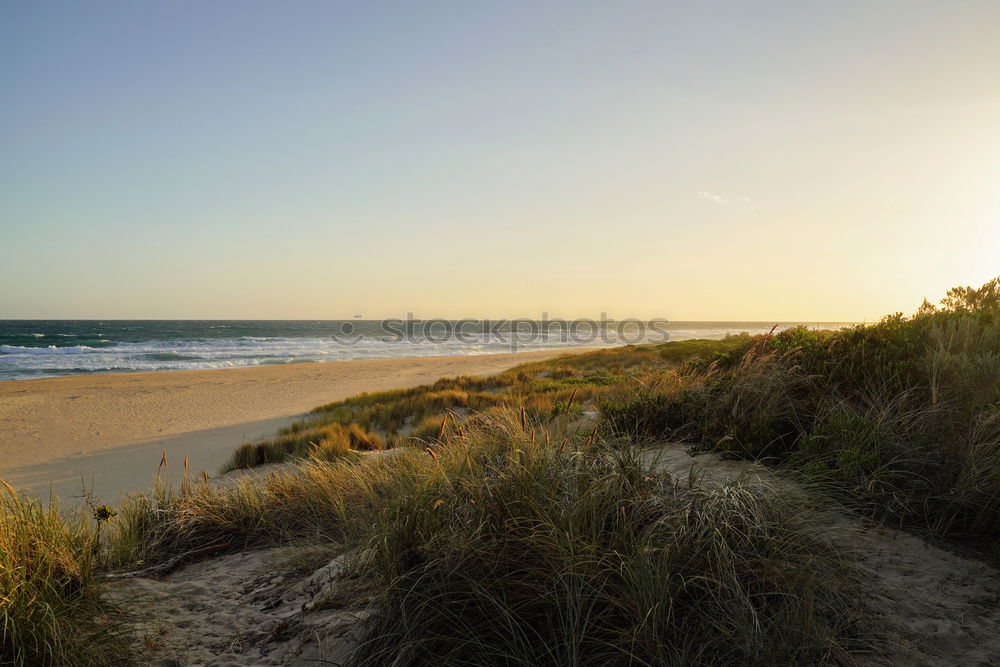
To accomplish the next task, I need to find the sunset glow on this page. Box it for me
[2,1,998,321]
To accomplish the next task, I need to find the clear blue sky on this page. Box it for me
[2,1,998,320]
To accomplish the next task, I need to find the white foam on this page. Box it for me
[0,325,822,381]
[1,345,100,355]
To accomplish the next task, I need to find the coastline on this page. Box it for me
[0,349,583,501]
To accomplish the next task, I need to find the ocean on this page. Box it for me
[0,320,857,381]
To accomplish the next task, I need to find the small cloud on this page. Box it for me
[696,191,729,205]
[696,191,756,209]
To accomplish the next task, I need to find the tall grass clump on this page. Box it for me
[107,455,412,569]
[221,421,379,472]
[350,410,865,666]
[604,277,1000,543]
[0,485,131,666]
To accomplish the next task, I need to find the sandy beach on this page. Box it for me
[0,350,577,502]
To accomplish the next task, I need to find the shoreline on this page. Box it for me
[0,349,584,501]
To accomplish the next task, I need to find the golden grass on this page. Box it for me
[227,338,746,471]
[0,485,132,666]
[108,409,867,665]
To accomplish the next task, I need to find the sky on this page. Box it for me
[1,1,998,322]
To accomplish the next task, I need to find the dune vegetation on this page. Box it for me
[220,335,750,473]
[0,486,132,666]
[605,277,1000,547]
[348,411,865,666]
[104,410,866,666]
[2,277,998,665]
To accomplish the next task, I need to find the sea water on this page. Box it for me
[0,320,856,381]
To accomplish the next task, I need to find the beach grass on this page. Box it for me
[350,410,865,666]
[107,410,866,665]
[604,277,1000,546]
[0,484,132,666]
[220,336,741,471]
[221,421,380,472]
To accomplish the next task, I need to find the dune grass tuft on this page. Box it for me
[0,486,132,666]
[221,421,380,472]
[348,410,866,665]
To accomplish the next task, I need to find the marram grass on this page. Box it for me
[0,483,132,666]
[14,282,998,667]
[604,276,1000,545]
[108,409,868,666]
[349,410,866,666]
[224,336,737,471]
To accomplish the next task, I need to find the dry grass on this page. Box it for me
[106,409,866,666]
[107,456,412,569]
[604,278,1000,546]
[350,411,867,665]
[221,421,381,472]
[227,338,743,470]
[0,485,132,666]
[3,334,861,666]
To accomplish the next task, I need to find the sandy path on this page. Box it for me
[644,444,1000,666]
[0,350,577,501]
[111,546,369,666]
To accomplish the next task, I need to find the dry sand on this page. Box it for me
[0,350,578,502]
[110,546,371,665]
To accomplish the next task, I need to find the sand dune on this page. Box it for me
[0,350,577,501]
